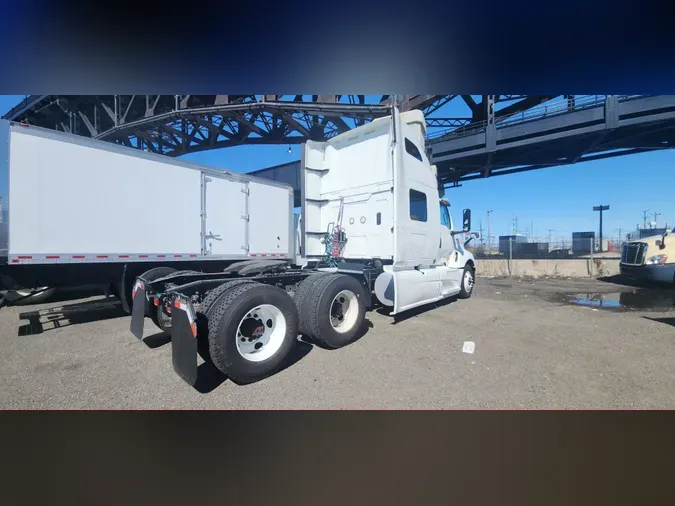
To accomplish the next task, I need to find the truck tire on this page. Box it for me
[155,302,172,334]
[207,282,299,384]
[293,274,327,330]
[140,267,178,329]
[196,279,256,362]
[3,287,57,306]
[298,273,366,349]
[458,264,475,299]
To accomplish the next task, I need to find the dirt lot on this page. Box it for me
[1,277,674,409]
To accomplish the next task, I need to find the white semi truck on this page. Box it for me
[0,105,476,385]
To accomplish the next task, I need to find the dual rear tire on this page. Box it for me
[199,273,366,384]
[294,273,367,349]
[201,282,299,384]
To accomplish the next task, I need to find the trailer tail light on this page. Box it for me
[153,297,160,306]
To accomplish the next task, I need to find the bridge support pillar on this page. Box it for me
[484,95,496,177]
[605,95,618,129]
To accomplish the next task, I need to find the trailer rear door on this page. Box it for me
[203,174,248,256]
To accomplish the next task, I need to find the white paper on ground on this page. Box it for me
[462,341,475,354]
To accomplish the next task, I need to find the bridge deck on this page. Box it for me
[428,95,675,184]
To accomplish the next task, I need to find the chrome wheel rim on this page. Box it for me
[464,270,474,292]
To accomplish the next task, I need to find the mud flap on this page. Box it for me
[130,279,147,339]
[171,295,198,386]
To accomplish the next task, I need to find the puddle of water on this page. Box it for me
[563,290,675,311]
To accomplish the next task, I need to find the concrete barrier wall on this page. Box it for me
[476,259,620,278]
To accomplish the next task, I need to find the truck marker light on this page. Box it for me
[153,297,160,306]
[119,255,130,258]
[139,255,149,258]
[46,255,60,259]
[73,255,85,259]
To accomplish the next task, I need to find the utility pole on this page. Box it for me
[487,210,493,255]
[653,212,661,228]
[548,229,555,246]
[642,210,649,229]
[593,205,610,252]
[479,220,485,248]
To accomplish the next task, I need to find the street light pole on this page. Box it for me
[593,205,610,252]
[487,210,493,255]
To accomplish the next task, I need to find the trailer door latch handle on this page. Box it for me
[205,231,222,241]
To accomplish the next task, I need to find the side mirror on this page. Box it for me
[462,209,471,232]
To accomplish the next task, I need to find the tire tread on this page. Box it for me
[207,283,297,383]
[196,279,255,361]
[299,273,365,349]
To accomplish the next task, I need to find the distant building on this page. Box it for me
[498,235,527,256]
[572,232,595,255]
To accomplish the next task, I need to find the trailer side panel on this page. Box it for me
[0,120,9,258]
[3,124,294,265]
[9,128,201,257]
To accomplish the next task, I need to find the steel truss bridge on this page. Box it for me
[2,95,540,153]
[4,94,675,205]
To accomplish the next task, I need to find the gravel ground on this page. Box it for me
[1,277,674,409]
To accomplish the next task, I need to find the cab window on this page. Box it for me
[409,189,428,222]
[440,203,451,229]
[405,138,423,162]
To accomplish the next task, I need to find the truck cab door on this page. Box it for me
[438,201,462,294]
[439,201,454,257]
[390,109,443,314]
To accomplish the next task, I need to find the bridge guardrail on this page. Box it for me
[425,95,651,143]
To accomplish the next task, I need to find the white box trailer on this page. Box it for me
[2,105,478,387]
[0,119,295,308]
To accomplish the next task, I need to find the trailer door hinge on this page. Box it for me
[242,245,249,252]
[241,214,249,221]
[241,187,250,195]
[204,176,212,183]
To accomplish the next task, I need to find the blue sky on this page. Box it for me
[2,94,674,243]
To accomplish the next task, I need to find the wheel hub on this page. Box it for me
[239,316,266,342]
[329,290,359,333]
[235,305,287,362]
